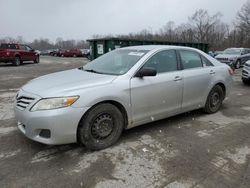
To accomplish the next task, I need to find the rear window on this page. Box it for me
[0,44,18,49]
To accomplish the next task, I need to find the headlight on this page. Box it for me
[30,96,79,112]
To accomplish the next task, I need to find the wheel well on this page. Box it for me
[76,100,128,143]
[98,100,128,127]
[215,83,226,99]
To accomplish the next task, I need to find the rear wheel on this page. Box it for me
[78,103,124,150]
[243,79,250,85]
[13,56,21,66]
[204,85,224,114]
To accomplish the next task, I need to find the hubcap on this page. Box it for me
[16,58,20,65]
[211,92,220,107]
[91,114,113,139]
[236,61,240,69]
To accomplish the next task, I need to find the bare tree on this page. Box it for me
[158,21,176,41]
[189,9,222,43]
[237,0,250,46]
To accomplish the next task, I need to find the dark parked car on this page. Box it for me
[80,49,90,59]
[0,43,39,66]
[215,48,250,69]
[49,49,60,56]
[61,49,83,57]
[242,60,250,85]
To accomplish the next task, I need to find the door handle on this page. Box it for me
[210,70,216,75]
[174,76,182,81]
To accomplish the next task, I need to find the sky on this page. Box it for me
[0,0,247,42]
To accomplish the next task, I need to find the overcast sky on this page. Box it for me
[0,0,247,42]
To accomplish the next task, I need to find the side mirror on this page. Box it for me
[135,67,157,78]
[30,49,35,52]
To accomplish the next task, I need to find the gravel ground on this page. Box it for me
[0,56,250,188]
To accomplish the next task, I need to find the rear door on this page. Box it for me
[130,50,183,125]
[178,50,215,112]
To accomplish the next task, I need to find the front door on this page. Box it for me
[130,50,183,126]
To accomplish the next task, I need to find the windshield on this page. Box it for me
[82,49,149,75]
[223,48,241,55]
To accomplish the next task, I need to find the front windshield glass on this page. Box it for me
[83,49,149,75]
[223,48,241,55]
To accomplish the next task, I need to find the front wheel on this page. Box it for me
[13,56,21,66]
[34,56,40,63]
[243,79,250,85]
[204,85,224,114]
[235,60,241,69]
[78,103,124,150]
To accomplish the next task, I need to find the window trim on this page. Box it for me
[200,54,214,67]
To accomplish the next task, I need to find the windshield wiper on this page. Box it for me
[78,67,119,75]
[83,68,104,74]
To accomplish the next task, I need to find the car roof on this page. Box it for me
[122,45,200,51]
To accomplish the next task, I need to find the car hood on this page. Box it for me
[22,68,117,97]
[215,54,239,59]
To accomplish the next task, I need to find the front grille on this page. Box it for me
[216,58,228,61]
[242,70,249,74]
[16,96,35,110]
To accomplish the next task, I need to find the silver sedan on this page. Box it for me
[14,45,233,150]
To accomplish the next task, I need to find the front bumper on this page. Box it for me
[216,59,235,66]
[14,89,89,145]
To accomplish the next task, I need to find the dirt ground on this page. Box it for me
[0,56,250,188]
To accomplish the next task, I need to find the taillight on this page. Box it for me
[228,68,234,76]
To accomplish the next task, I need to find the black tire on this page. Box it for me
[13,56,21,66]
[204,85,224,114]
[78,103,124,150]
[235,60,241,69]
[73,54,76,58]
[243,79,250,85]
[34,56,40,64]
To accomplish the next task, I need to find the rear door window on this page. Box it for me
[179,50,203,69]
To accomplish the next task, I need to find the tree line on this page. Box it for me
[1,1,250,51]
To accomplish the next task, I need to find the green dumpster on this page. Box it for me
[87,38,209,60]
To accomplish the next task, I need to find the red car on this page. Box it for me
[61,49,83,57]
[0,43,39,66]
